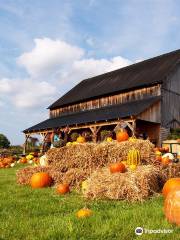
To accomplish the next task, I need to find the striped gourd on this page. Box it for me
[127,149,141,166]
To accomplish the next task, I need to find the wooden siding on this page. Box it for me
[161,64,180,129]
[159,127,170,144]
[137,101,161,123]
[50,85,161,118]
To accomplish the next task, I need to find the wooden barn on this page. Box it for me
[23,49,180,148]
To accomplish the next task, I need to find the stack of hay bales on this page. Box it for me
[17,140,155,188]
[16,139,180,201]
[83,165,161,202]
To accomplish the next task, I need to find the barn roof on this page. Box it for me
[24,96,160,133]
[49,49,180,109]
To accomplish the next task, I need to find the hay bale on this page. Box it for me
[46,140,155,171]
[83,165,160,202]
[16,166,50,185]
[157,163,180,187]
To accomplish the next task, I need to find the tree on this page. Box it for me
[0,134,10,148]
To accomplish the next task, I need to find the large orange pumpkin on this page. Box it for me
[56,184,70,194]
[109,162,126,173]
[164,189,180,226]
[30,172,52,188]
[162,178,180,198]
[116,130,129,142]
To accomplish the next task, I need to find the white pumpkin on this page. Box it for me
[39,154,48,166]
[162,153,174,160]
[10,163,15,167]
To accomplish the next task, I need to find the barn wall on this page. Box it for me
[162,64,180,129]
[137,101,161,123]
[50,85,161,118]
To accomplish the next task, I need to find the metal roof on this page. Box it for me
[24,96,160,133]
[49,49,180,109]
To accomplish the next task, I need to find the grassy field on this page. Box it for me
[0,165,179,240]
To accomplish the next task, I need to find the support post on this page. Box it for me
[23,134,30,155]
[90,126,101,143]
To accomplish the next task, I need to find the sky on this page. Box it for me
[0,0,180,145]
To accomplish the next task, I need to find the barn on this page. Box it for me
[23,49,180,149]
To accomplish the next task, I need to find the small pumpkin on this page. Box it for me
[20,157,27,164]
[66,142,72,147]
[76,136,86,143]
[129,164,137,171]
[161,157,170,166]
[106,137,113,142]
[30,172,52,188]
[164,189,180,226]
[109,162,126,173]
[76,208,92,218]
[116,129,129,142]
[162,178,180,198]
[156,156,162,162]
[56,184,70,194]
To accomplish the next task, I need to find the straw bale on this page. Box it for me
[46,140,155,170]
[83,165,160,201]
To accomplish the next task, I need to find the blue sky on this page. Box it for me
[0,0,180,145]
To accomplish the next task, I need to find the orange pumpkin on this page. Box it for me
[56,184,70,194]
[156,156,162,162]
[20,157,27,164]
[116,130,129,142]
[161,157,170,166]
[109,162,126,173]
[164,189,180,226]
[30,172,52,188]
[162,178,180,198]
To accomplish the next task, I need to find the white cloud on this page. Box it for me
[12,80,57,108]
[0,78,12,93]
[2,38,133,110]
[0,78,57,108]
[17,38,84,77]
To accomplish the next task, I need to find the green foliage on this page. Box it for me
[0,133,10,148]
[0,166,179,240]
[53,139,65,148]
[167,128,180,140]
[70,132,79,142]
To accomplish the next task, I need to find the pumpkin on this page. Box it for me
[127,149,141,166]
[156,156,162,162]
[129,164,137,170]
[30,172,52,188]
[164,189,180,226]
[106,137,113,142]
[20,157,27,164]
[39,155,48,166]
[66,142,72,146]
[76,208,92,218]
[161,157,170,166]
[56,184,70,194]
[76,136,86,143]
[116,129,129,142]
[162,153,174,160]
[109,162,126,173]
[26,154,34,161]
[155,151,162,156]
[162,178,180,198]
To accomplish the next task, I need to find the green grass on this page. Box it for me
[0,166,179,240]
